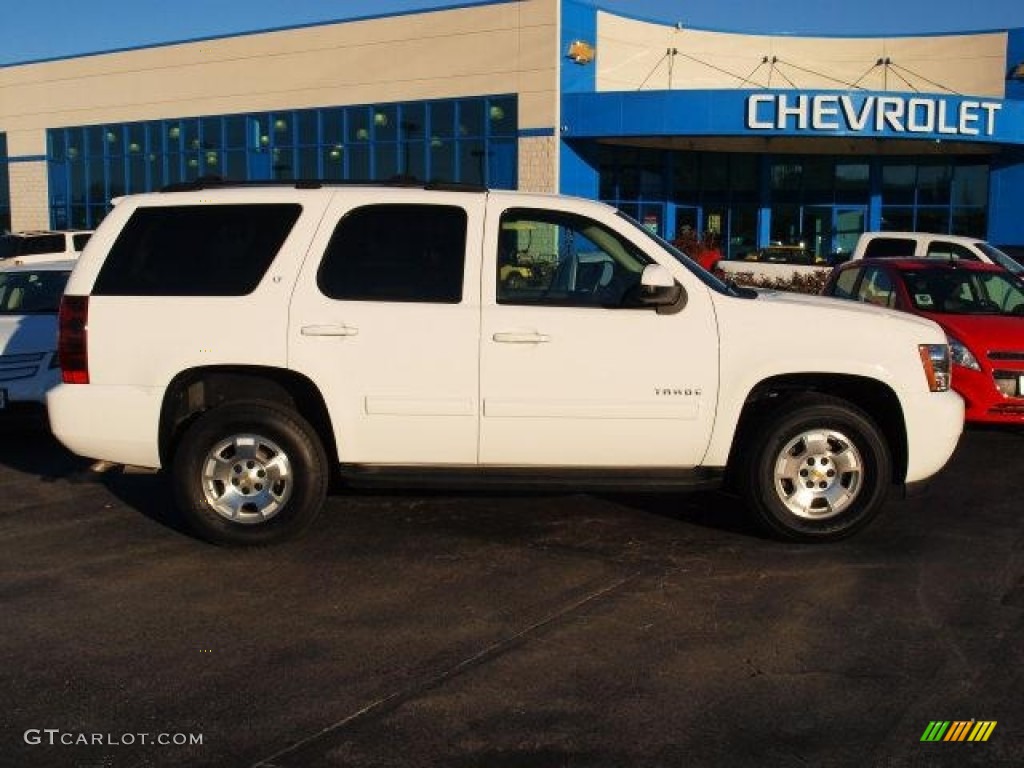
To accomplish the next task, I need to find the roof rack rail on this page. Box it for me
[159,177,487,193]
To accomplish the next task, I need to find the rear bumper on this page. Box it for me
[47,383,164,468]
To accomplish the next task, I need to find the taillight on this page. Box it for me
[58,295,89,384]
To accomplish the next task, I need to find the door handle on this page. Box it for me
[301,324,359,337]
[492,332,551,344]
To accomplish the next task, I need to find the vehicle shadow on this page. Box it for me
[0,418,95,481]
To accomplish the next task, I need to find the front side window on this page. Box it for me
[496,209,652,308]
[94,204,301,296]
[318,204,466,303]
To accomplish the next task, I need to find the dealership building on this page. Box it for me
[2,0,1023,258]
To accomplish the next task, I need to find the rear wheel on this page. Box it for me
[172,401,328,545]
[739,395,892,541]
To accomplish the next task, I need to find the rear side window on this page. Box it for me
[831,267,861,299]
[20,234,65,255]
[927,242,977,261]
[72,233,92,251]
[863,237,915,258]
[94,204,301,296]
[318,204,466,303]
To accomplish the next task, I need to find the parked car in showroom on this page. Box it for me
[851,232,1023,275]
[823,258,1024,425]
[0,230,93,266]
[0,260,74,416]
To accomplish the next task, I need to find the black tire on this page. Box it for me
[738,394,892,542]
[171,401,328,545]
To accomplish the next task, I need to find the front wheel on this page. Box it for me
[172,401,328,545]
[738,395,892,542]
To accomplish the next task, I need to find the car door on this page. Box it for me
[288,191,484,465]
[478,198,719,467]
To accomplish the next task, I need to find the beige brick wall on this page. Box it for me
[8,162,49,231]
[518,135,557,194]
[0,0,560,225]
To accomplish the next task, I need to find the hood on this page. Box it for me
[0,315,59,355]
[918,311,1024,353]
[752,289,940,332]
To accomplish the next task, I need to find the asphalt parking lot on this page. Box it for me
[1,420,1021,768]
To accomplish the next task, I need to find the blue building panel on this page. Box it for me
[562,90,1024,146]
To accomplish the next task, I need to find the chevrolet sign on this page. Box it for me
[746,94,1002,137]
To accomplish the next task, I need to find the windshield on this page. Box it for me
[976,242,1024,274]
[902,268,1024,316]
[0,269,71,315]
[614,211,751,297]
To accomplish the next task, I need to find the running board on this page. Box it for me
[336,465,725,493]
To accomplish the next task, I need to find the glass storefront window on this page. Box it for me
[952,208,987,237]
[835,163,869,203]
[916,208,949,233]
[487,97,516,136]
[952,165,988,207]
[296,110,318,146]
[917,165,952,205]
[802,158,833,198]
[45,96,517,227]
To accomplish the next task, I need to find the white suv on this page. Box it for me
[0,230,93,266]
[47,182,964,545]
[851,232,1023,274]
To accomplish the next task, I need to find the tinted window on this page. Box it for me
[21,235,65,255]
[863,237,915,258]
[0,269,70,314]
[72,233,92,250]
[318,204,466,303]
[94,204,301,296]
[927,242,977,261]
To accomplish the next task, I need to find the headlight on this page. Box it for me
[919,344,952,392]
[946,333,981,372]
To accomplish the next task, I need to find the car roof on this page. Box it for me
[863,231,983,245]
[839,257,1004,273]
[0,259,78,273]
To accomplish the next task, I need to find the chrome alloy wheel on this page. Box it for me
[772,429,864,520]
[201,433,294,524]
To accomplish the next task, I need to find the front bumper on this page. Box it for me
[900,388,964,484]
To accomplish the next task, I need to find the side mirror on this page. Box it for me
[637,264,686,314]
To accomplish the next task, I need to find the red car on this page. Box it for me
[823,258,1024,425]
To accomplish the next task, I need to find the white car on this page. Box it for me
[47,182,963,545]
[0,230,93,266]
[851,232,1023,274]
[0,260,74,413]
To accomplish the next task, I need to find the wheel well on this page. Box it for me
[159,366,338,469]
[726,374,908,484]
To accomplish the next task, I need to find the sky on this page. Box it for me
[3,0,1024,67]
